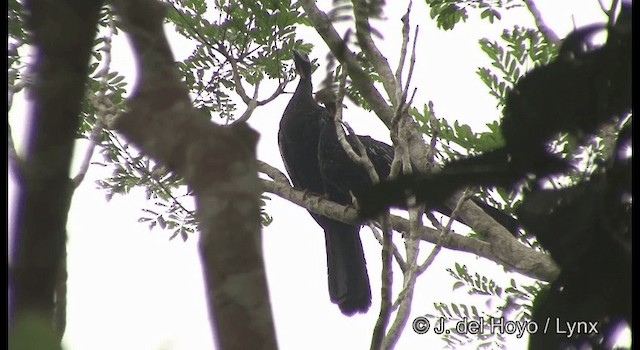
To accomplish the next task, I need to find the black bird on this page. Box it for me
[278,51,371,315]
[317,97,521,236]
[317,100,394,199]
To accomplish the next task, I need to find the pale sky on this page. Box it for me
[8,1,625,349]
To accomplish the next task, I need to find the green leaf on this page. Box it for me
[453,281,465,291]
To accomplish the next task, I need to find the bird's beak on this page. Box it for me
[292,50,310,79]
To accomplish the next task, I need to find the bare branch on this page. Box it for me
[222,47,292,125]
[382,195,423,349]
[597,0,620,24]
[425,101,439,164]
[368,223,407,272]
[261,177,559,282]
[256,80,289,107]
[334,68,381,184]
[233,80,260,124]
[418,190,470,275]
[523,0,560,43]
[394,1,412,90]
[219,45,252,104]
[73,22,115,188]
[352,0,398,105]
[370,213,394,350]
[257,160,289,184]
[72,120,104,188]
[8,79,27,112]
[401,26,419,111]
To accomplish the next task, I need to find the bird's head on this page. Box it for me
[315,87,338,116]
[293,50,313,79]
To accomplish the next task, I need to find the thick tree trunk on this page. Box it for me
[110,1,278,348]
[9,1,103,347]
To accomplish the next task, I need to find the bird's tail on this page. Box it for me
[319,217,371,315]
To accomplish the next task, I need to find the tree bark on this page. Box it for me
[110,1,278,348]
[9,1,103,347]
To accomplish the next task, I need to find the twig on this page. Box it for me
[394,1,412,91]
[401,26,419,112]
[522,0,560,43]
[108,130,196,218]
[368,223,407,272]
[73,22,115,188]
[425,212,445,231]
[219,45,292,125]
[418,189,470,275]
[218,45,252,104]
[333,68,381,184]
[233,80,260,124]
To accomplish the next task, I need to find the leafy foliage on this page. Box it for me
[424,263,545,349]
[413,106,505,157]
[477,26,557,108]
[425,0,522,30]
[97,0,296,233]
[8,0,305,242]
[165,0,309,123]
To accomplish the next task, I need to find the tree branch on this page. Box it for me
[333,68,381,184]
[258,160,290,184]
[73,21,115,188]
[418,190,469,275]
[394,1,412,91]
[370,213,394,350]
[298,0,395,125]
[260,176,559,282]
[109,0,277,348]
[220,45,292,125]
[352,0,398,105]
[368,223,406,272]
[523,0,560,43]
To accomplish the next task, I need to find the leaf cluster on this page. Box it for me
[477,26,557,108]
[425,0,522,30]
[166,0,309,123]
[426,263,544,349]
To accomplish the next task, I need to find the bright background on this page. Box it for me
[8,1,626,349]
